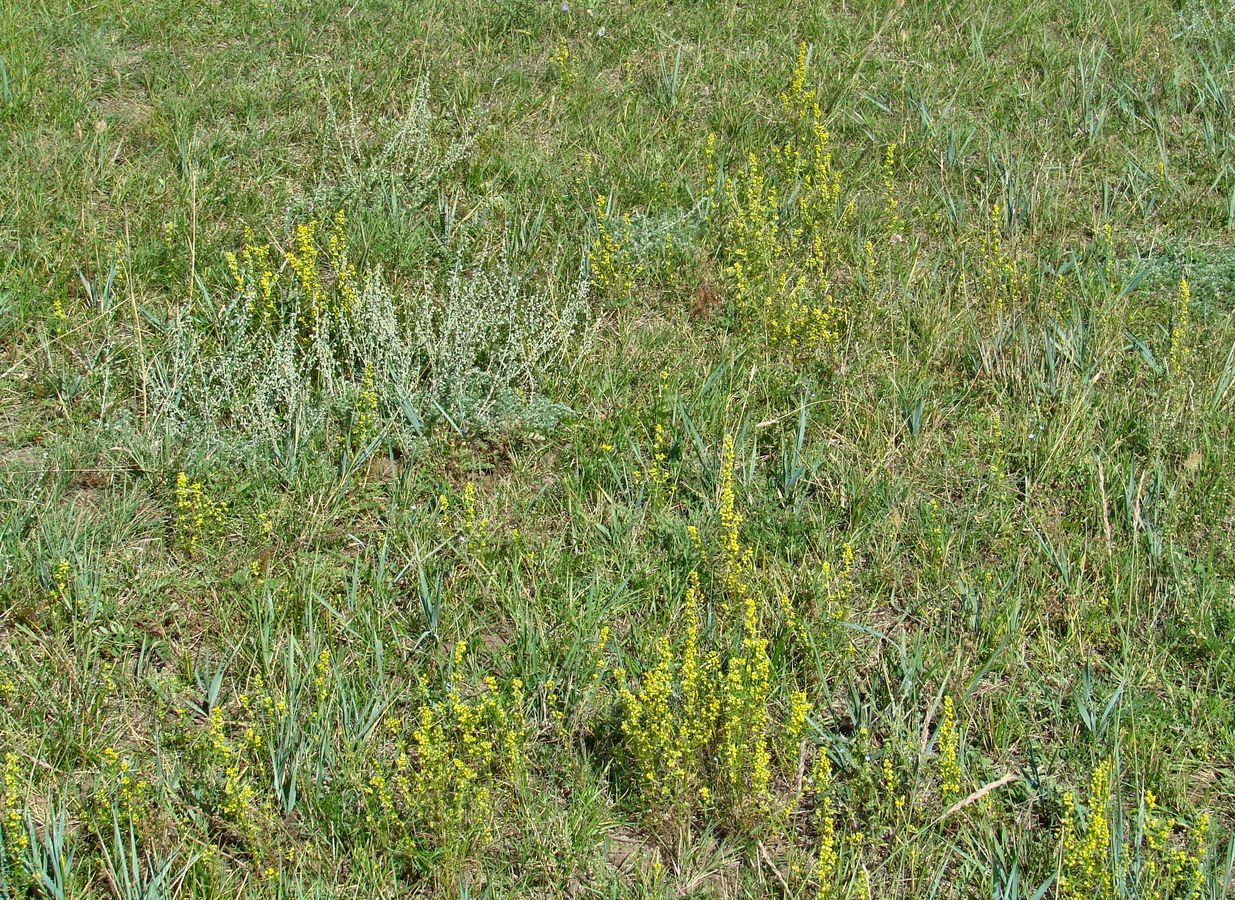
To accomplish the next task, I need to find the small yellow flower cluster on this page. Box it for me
[91,747,149,824]
[978,203,1027,318]
[786,689,810,748]
[2,752,27,870]
[778,593,809,645]
[723,95,845,361]
[882,143,903,238]
[882,754,905,813]
[1059,758,1117,898]
[988,410,1006,495]
[820,542,855,623]
[112,241,128,292]
[258,510,274,539]
[781,43,814,121]
[192,690,277,861]
[50,295,68,333]
[545,678,565,733]
[720,589,772,808]
[726,152,779,280]
[591,625,611,685]
[703,131,718,210]
[717,434,750,604]
[265,211,358,344]
[237,682,269,754]
[204,703,230,756]
[349,363,379,449]
[614,437,801,831]
[589,195,640,298]
[810,751,838,898]
[225,226,279,330]
[675,576,714,772]
[1168,276,1191,375]
[461,482,487,552]
[632,422,671,494]
[287,222,321,321]
[618,636,682,798]
[1059,764,1211,898]
[313,648,332,713]
[438,483,489,555]
[327,210,358,313]
[48,557,71,612]
[633,372,673,500]
[936,695,962,806]
[1141,790,1208,894]
[174,471,225,556]
[551,38,577,88]
[221,762,260,848]
[615,570,723,825]
[798,121,850,259]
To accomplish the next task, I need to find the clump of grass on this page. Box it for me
[4,10,1235,900]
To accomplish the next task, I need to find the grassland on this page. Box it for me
[2,0,1234,896]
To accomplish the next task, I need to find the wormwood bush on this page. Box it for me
[414,252,592,433]
[156,218,591,447]
[308,76,476,223]
[155,78,590,449]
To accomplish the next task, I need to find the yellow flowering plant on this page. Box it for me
[612,435,809,840]
[720,54,848,363]
[361,651,527,886]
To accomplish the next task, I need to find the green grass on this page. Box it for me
[2,0,1235,896]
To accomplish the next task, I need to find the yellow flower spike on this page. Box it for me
[937,694,962,805]
[882,142,902,236]
[786,689,809,747]
[812,752,838,896]
[1169,277,1191,375]
[1060,759,1118,899]
[589,194,639,297]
